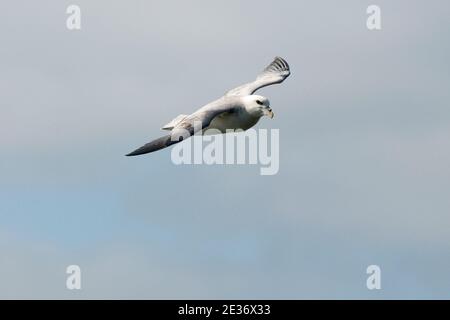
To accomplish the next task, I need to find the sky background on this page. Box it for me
[1,0,450,299]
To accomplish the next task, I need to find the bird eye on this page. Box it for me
[256,100,263,105]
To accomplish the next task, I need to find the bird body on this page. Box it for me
[206,106,260,133]
[126,57,290,156]
[204,95,270,133]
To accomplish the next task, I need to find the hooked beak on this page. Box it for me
[264,108,274,119]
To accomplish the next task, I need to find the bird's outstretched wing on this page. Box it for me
[126,100,237,156]
[225,56,290,97]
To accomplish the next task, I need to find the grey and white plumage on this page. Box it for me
[126,56,290,156]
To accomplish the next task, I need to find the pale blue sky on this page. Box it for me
[1,0,449,298]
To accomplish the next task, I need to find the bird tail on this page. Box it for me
[125,135,178,156]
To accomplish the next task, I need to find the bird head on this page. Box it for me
[244,95,274,119]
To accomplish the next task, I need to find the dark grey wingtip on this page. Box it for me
[125,149,145,157]
[125,135,176,157]
[125,151,139,157]
[125,145,158,157]
[265,56,290,74]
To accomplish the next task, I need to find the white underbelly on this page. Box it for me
[206,113,260,133]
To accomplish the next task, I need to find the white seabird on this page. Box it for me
[126,56,290,156]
